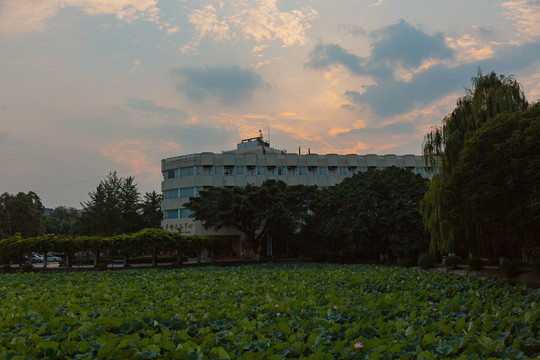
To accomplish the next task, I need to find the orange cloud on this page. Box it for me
[100,139,182,182]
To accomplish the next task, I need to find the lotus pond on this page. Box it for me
[1,264,539,359]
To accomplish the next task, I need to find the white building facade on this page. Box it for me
[161,137,430,256]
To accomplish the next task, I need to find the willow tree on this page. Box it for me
[421,70,529,258]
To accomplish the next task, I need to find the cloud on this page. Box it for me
[171,65,266,105]
[369,0,384,7]
[184,0,317,53]
[129,59,141,74]
[0,0,162,35]
[306,43,365,75]
[188,4,232,42]
[338,24,366,37]
[306,20,453,78]
[230,0,318,47]
[502,0,540,41]
[369,20,454,69]
[342,121,417,135]
[345,38,540,117]
[126,98,187,119]
[345,64,472,117]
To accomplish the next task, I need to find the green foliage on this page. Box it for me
[1,264,12,274]
[444,255,462,269]
[74,172,162,236]
[421,71,535,262]
[418,252,434,269]
[501,259,520,279]
[0,264,538,359]
[21,263,34,273]
[96,262,109,271]
[44,206,80,236]
[399,256,417,268]
[0,191,45,238]
[185,180,312,258]
[467,257,484,271]
[314,167,428,260]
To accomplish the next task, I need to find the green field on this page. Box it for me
[1,264,539,359]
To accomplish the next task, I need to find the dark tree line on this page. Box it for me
[1,172,163,239]
[185,168,427,262]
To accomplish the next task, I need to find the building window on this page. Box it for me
[203,166,213,176]
[247,166,256,176]
[288,166,297,176]
[338,167,348,176]
[267,167,276,176]
[179,208,193,218]
[164,169,177,179]
[358,167,367,172]
[214,166,224,176]
[415,167,426,177]
[224,166,233,176]
[236,166,245,176]
[164,189,179,199]
[277,166,287,176]
[179,167,194,177]
[298,166,307,175]
[318,167,328,176]
[257,166,266,176]
[164,209,179,219]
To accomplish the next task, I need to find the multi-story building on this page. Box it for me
[161,136,430,256]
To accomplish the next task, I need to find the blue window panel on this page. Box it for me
[164,189,179,199]
[165,209,179,219]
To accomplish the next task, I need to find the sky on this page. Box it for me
[1,0,540,209]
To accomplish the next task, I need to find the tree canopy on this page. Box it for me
[184,180,313,258]
[421,70,538,261]
[0,191,44,238]
[74,172,163,236]
[314,167,428,260]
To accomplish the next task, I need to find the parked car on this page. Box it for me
[46,254,62,262]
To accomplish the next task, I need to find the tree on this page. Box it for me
[140,191,163,229]
[315,167,428,261]
[75,172,149,236]
[44,206,80,236]
[421,71,529,258]
[0,191,45,239]
[447,103,540,261]
[184,180,306,260]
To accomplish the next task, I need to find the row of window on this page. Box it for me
[164,165,431,180]
[164,187,203,199]
[164,208,193,219]
[164,166,368,178]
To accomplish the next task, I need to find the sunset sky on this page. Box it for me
[1,0,539,208]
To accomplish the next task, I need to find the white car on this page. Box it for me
[45,253,62,262]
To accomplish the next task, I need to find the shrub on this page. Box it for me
[444,255,462,269]
[96,262,109,271]
[468,257,484,271]
[418,253,434,269]
[2,264,13,274]
[399,256,416,268]
[501,259,520,279]
[531,260,540,277]
[22,263,34,273]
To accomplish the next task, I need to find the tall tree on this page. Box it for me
[0,191,45,238]
[75,172,145,236]
[448,103,540,261]
[140,191,163,229]
[421,70,529,258]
